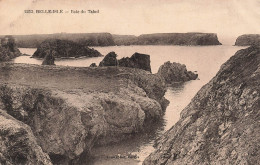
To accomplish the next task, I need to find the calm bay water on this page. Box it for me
[17,45,245,165]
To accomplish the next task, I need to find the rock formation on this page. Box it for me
[99,52,118,67]
[157,61,198,83]
[143,46,260,165]
[0,63,168,164]
[99,52,152,72]
[0,110,52,165]
[0,36,21,61]
[89,63,97,67]
[32,39,102,58]
[42,51,55,65]
[118,53,151,72]
[235,34,260,46]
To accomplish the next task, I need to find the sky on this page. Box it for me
[0,0,259,43]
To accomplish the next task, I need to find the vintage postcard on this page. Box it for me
[0,0,259,165]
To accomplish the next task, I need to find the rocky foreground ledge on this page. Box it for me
[0,63,168,164]
[143,46,260,164]
[235,34,260,46]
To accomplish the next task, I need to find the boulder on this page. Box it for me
[89,63,97,67]
[99,51,118,66]
[235,34,260,46]
[118,52,151,72]
[42,51,55,65]
[32,39,102,58]
[0,110,52,165]
[157,61,198,83]
[144,46,260,165]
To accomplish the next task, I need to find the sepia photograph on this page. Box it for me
[0,0,259,164]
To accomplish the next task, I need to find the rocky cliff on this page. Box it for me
[0,63,168,164]
[157,61,198,83]
[235,34,260,46]
[2,32,222,48]
[0,110,52,165]
[143,46,260,165]
[114,33,222,46]
[3,33,115,48]
[0,36,21,61]
[32,39,102,58]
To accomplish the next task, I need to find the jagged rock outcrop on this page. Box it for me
[99,52,118,67]
[114,33,222,46]
[32,39,102,58]
[157,61,198,83]
[235,34,260,46]
[0,63,168,164]
[99,52,152,72]
[0,110,52,165]
[118,53,151,72]
[0,36,21,61]
[42,51,55,65]
[143,46,260,165]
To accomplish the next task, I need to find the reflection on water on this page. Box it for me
[16,46,245,165]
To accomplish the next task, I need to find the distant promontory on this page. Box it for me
[32,39,102,58]
[1,32,222,47]
[235,34,260,46]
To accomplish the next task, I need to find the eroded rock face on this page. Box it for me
[143,46,260,165]
[0,36,21,62]
[157,61,198,83]
[0,110,52,165]
[0,64,168,164]
[99,52,118,67]
[118,53,151,72]
[235,34,260,46]
[32,39,102,58]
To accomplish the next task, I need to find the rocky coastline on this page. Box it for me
[143,46,260,165]
[2,32,222,48]
[0,63,168,164]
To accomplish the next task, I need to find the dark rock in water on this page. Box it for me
[235,34,260,46]
[90,63,97,67]
[118,52,151,72]
[143,46,260,165]
[32,39,102,58]
[0,36,21,61]
[157,61,198,83]
[42,51,55,65]
[0,110,52,165]
[99,51,118,66]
